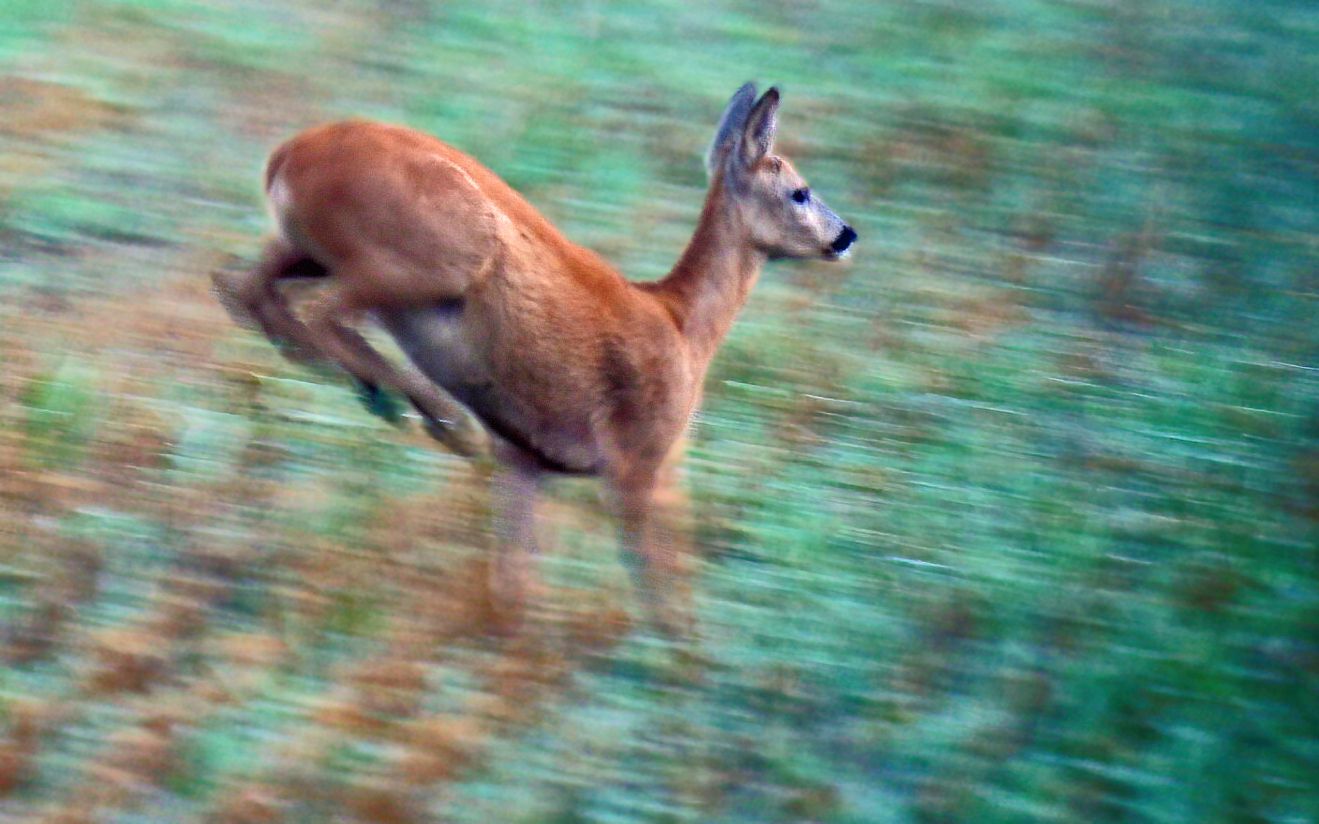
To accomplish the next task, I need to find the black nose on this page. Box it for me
[831,225,857,253]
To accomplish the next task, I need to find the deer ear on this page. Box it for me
[705,82,758,179]
[737,87,779,170]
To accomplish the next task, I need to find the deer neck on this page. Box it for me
[655,178,767,366]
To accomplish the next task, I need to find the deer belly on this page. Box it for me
[379,302,603,474]
[379,300,484,388]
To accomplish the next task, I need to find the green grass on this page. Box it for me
[0,0,1317,822]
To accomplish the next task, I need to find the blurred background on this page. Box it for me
[1,0,1318,821]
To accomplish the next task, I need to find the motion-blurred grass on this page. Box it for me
[1,1,1317,822]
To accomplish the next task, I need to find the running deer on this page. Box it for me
[213,83,856,633]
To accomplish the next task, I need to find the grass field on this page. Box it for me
[1,1,1318,822]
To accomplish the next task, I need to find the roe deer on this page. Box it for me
[213,83,856,633]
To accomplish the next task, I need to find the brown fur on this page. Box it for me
[212,84,855,633]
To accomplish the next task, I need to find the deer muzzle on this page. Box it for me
[828,225,857,258]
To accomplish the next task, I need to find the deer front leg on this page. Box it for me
[302,287,490,458]
[487,449,543,632]
[616,446,695,636]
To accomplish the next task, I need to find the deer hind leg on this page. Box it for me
[211,235,331,368]
[212,238,461,446]
[300,281,490,457]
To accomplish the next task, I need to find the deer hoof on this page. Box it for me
[420,412,490,459]
[210,269,258,330]
[356,380,406,424]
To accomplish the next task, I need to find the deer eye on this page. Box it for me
[790,187,810,205]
